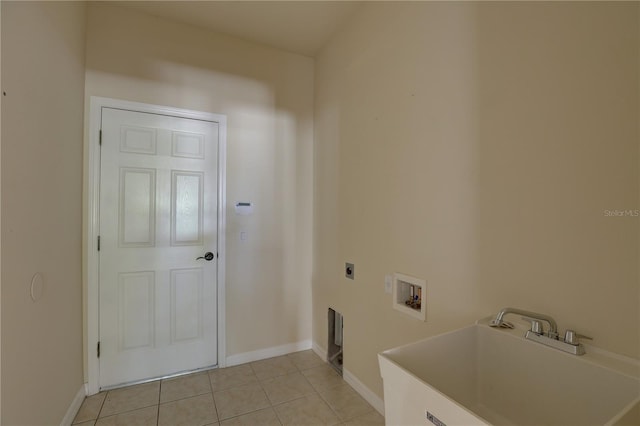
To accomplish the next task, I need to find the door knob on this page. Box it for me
[196,252,215,261]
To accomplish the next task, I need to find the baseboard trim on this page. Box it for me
[311,340,384,417]
[60,384,86,426]
[343,368,385,416]
[225,340,312,367]
[312,341,327,362]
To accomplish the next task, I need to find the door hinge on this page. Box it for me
[97,341,101,358]
[99,129,102,146]
[97,235,101,251]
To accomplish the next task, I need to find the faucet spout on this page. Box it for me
[491,307,558,335]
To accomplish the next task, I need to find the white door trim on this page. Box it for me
[86,97,227,395]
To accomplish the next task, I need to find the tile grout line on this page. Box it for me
[301,360,369,424]
[267,361,337,426]
[158,390,213,405]
[157,375,220,424]
[94,390,108,423]
[93,351,354,426]
[217,358,299,424]
[93,402,160,421]
[207,369,221,424]
[156,380,162,426]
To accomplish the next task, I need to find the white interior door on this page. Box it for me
[99,107,219,388]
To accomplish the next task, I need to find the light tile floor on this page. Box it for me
[73,350,385,426]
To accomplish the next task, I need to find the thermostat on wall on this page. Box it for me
[235,202,254,215]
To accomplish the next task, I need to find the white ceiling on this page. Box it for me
[119,1,363,57]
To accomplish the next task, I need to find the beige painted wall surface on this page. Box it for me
[1,1,86,424]
[83,3,313,375]
[0,3,3,422]
[313,2,640,399]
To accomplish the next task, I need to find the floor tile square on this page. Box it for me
[300,365,344,393]
[213,382,270,420]
[274,394,339,426]
[219,407,281,426]
[100,382,160,417]
[159,393,218,426]
[73,392,106,423]
[251,356,297,380]
[209,364,258,392]
[287,350,324,371]
[319,383,373,421]
[261,371,315,405]
[95,406,157,426]
[161,372,212,403]
[343,410,385,426]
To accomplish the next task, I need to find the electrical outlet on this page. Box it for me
[345,263,354,280]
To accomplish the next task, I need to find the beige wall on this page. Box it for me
[0,3,3,421]
[0,1,636,420]
[1,1,86,424]
[83,3,313,376]
[313,2,640,399]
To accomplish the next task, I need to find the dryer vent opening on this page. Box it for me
[328,308,343,376]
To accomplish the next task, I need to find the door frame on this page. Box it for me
[85,97,227,395]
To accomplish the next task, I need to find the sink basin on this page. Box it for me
[379,321,640,425]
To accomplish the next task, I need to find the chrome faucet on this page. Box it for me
[490,307,591,355]
[490,307,558,338]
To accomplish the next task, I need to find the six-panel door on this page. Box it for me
[99,108,219,388]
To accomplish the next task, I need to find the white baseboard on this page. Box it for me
[312,341,327,362]
[60,384,87,426]
[343,369,385,416]
[312,340,384,417]
[228,340,385,417]
[225,340,312,367]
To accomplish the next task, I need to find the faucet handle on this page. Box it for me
[564,330,592,346]
[521,316,543,334]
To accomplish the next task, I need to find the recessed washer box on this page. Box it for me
[392,273,426,321]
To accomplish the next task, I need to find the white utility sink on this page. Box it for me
[379,320,640,425]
